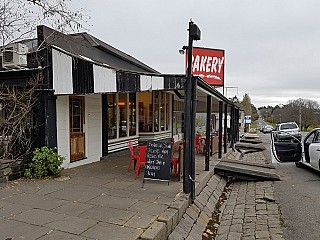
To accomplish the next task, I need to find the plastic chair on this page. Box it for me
[127,140,139,171]
[171,157,179,176]
[135,146,147,179]
[171,141,181,176]
[195,135,202,154]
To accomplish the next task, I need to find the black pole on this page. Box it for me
[224,103,228,153]
[205,95,211,171]
[183,22,194,194]
[183,20,201,201]
[218,101,223,158]
[230,105,235,147]
[236,108,240,141]
[190,75,197,201]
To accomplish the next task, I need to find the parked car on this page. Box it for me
[273,122,301,141]
[262,125,273,133]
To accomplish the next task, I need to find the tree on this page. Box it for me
[240,93,253,116]
[0,0,85,45]
[0,0,86,179]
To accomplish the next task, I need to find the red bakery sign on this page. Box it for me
[186,47,225,86]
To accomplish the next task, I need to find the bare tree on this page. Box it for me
[0,0,86,46]
[0,76,40,161]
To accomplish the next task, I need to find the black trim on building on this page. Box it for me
[72,58,94,94]
[116,71,140,92]
[164,75,186,90]
[101,94,108,156]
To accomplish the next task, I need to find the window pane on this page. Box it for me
[160,92,165,131]
[166,93,170,130]
[107,94,117,139]
[70,97,84,133]
[139,92,153,132]
[119,93,127,138]
[154,92,159,132]
[129,93,136,136]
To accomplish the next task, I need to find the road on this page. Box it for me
[259,131,320,240]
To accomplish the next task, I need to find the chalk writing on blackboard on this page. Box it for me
[143,140,172,182]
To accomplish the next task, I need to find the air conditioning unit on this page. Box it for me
[2,43,28,69]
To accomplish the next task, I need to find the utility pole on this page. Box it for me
[299,105,302,129]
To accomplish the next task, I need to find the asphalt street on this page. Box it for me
[259,131,320,240]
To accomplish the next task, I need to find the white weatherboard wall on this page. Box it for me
[140,75,152,91]
[52,49,73,95]
[56,95,70,168]
[56,95,102,169]
[93,65,117,93]
[152,76,164,90]
[84,94,102,164]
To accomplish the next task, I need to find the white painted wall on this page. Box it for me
[52,49,73,95]
[152,76,164,90]
[93,65,117,93]
[56,95,70,168]
[56,94,102,169]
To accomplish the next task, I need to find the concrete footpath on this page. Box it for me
[0,140,284,240]
[0,148,225,240]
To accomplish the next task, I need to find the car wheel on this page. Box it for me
[295,161,302,168]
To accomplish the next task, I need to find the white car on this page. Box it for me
[295,128,320,169]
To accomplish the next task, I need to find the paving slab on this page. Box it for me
[0,218,51,240]
[51,201,95,216]
[44,215,98,235]
[81,222,143,240]
[4,193,66,210]
[88,194,138,209]
[46,185,106,203]
[128,200,168,215]
[11,208,66,225]
[37,229,94,239]
[79,205,135,225]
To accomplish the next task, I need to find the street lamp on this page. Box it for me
[183,20,201,202]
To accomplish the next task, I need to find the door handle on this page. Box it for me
[317,149,320,151]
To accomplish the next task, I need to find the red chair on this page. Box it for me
[195,135,202,154]
[128,140,139,171]
[171,141,182,176]
[135,146,147,179]
[171,157,179,176]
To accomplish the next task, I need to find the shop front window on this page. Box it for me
[119,93,127,138]
[154,92,159,132]
[138,92,171,133]
[173,100,184,135]
[107,94,117,139]
[139,92,153,132]
[166,94,170,130]
[129,93,136,136]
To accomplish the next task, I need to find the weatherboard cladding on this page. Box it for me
[51,48,184,95]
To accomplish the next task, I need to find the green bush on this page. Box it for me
[24,146,64,179]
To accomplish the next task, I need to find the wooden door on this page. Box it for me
[70,96,85,162]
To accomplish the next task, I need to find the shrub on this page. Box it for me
[24,146,64,179]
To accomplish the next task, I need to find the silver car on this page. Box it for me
[273,122,301,141]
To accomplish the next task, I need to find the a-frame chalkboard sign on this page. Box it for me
[142,140,172,187]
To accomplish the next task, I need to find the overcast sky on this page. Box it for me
[74,0,320,108]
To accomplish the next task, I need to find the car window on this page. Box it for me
[305,132,316,144]
[280,123,298,130]
[314,131,320,143]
